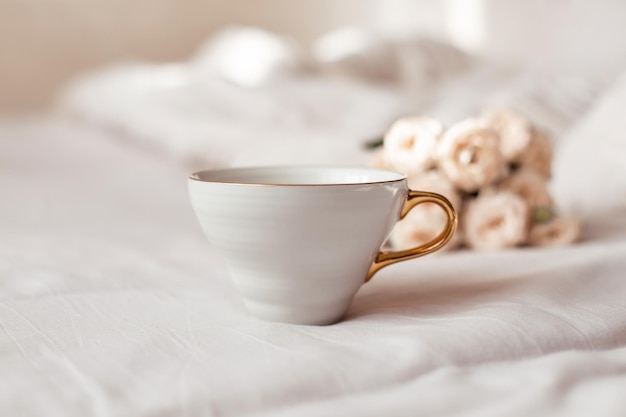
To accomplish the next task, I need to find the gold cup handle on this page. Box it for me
[366,190,458,282]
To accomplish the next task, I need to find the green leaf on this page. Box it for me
[533,207,554,223]
[363,136,384,150]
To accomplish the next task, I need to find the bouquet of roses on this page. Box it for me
[371,109,580,251]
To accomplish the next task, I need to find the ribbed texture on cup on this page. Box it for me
[189,179,405,324]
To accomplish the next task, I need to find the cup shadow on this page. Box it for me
[344,270,534,321]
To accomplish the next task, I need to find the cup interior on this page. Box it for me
[190,166,405,186]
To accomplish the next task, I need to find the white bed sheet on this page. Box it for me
[2,119,626,416]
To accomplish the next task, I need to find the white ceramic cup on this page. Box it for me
[189,166,457,325]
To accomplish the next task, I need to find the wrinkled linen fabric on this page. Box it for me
[1,120,626,416]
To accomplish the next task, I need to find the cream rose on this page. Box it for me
[383,116,443,175]
[407,170,461,211]
[438,118,505,192]
[519,129,553,180]
[500,169,553,209]
[528,217,581,247]
[463,190,529,250]
[482,109,532,162]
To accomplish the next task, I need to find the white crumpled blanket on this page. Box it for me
[2,118,626,416]
[58,26,604,174]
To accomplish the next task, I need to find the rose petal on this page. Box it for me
[528,217,581,247]
[383,116,442,175]
[407,170,462,212]
[482,109,532,162]
[438,118,506,192]
[463,190,529,250]
[519,129,553,180]
[500,169,553,209]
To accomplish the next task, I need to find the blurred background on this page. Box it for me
[3,0,622,112]
[2,0,625,217]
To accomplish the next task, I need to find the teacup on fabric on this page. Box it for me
[189,166,457,325]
